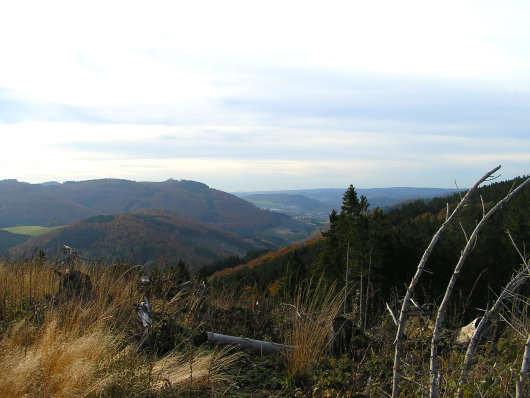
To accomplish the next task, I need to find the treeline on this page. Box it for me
[196,249,269,280]
[212,176,529,322]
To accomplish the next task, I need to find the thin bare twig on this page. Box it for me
[516,334,530,398]
[386,302,398,325]
[454,179,463,201]
[507,230,530,274]
[460,222,469,243]
[457,268,528,397]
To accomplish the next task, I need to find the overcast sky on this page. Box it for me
[0,0,528,191]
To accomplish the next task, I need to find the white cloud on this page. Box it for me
[1,121,526,191]
[0,1,528,190]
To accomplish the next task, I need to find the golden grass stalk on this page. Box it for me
[0,314,125,397]
[0,259,243,397]
[0,260,142,397]
[285,279,343,379]
[151,346,242,392]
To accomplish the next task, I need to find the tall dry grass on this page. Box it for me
[152,346,242,394]
[0,259,240,397]
[284,279,343,379]
[0,260,139,397]
[0,315,126,397]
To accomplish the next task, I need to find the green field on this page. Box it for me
[1,225,64,236]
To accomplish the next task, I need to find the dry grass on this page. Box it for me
[152,346,242,393]
[0,315,124,397]
[284,279,343,379]
[0,260,56,312]
[3,258,525,397]
[0,259,240,397]
[0,260,139,397]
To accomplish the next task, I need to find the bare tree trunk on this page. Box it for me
[429,177,530,398]
[205,332,294,354]
[345,242,350,314]
[391,165,501,398]
[517,333,530,398]
[359,269,363,327]
[364,247,373,331]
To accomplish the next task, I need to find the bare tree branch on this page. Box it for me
[459,222,469,243]
[386,302,398,326]
[391,165,501,398]
[457,269,528,397]
[430,176,530,398]
[507,230,530,274]
[517,333,530,398]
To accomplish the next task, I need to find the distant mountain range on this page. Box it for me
[235,187,461,220]
[0,179,463,265]
[0,178,311,238]
[0,178,316,263]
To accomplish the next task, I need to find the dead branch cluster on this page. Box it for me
[391,166,530,398]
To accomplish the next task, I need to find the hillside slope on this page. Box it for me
[214,176,529,313]
[9,211,269,266]
[0,179,312,244]
[0,230,29,253]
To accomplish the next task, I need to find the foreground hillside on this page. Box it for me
[0,179,312,244]
[9,211,267,266]
[0,251,527,397]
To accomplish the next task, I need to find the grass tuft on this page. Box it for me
[284,279,343,381]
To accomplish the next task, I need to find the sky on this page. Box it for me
[0,0,529,192]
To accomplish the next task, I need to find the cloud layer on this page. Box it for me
[0,0,528,190]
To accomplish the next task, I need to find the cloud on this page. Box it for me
[0,1,528,190]
[0,120,526,191]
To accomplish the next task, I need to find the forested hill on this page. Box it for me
[0,230,29,253]
[210,176,529,318]
[0,178,310,241]
[9,211,266,266]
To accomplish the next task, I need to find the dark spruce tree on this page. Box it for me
[314,186,370,286]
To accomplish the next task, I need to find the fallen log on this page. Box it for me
[204,332,293,354]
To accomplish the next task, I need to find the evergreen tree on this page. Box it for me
[314,185,371,289]
[282,251,307,299]
[174,259,190,282]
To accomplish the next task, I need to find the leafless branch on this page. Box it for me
[430,175,529,398]
[516,333,530,398]
[507,230,530,274]
[457,267,528,397]
[498,312,527,339]
[386,302,398,325]
[454,179,463,201]
[391,165,502,398]
[460,222,469,243]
